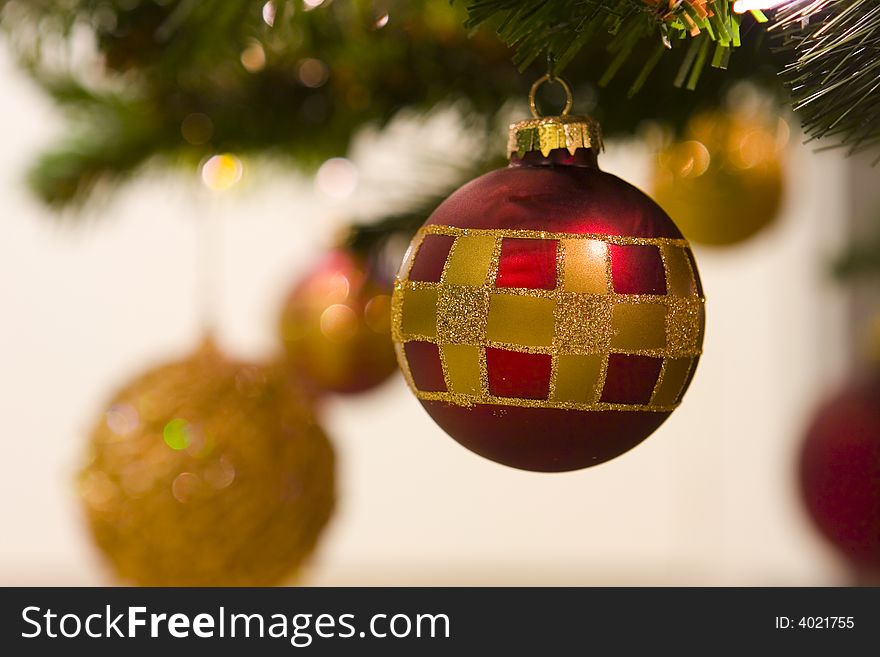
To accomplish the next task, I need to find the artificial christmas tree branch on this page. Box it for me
[0,1,527,207]
[0,0,777,212]
[467,0,880,158]
[0,0,876,257]
[464,0,766,89]
[770,0,880,158]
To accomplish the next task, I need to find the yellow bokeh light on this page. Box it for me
[732,130,775,170]
[319,304,359,343]
[241,42,267,73]
[364,294,392,334]
[668,141,711,178]
[201,154,243,191]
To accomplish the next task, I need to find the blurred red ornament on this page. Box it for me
[391,104,705,472]
[279,249,398,395]
[800,373,880,572]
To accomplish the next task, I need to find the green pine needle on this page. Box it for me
[771,0,880,157]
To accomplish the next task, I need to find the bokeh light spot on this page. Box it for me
[668,141,711,178]
[105,403,140,437]
[732,130,775,170]
[320,304,359,343]
[163,419,193,451]
[171,472,202,504]
[204,457,236,490]
[364,294,392,334]
[241,41,267,72]
[201,154,244,191]
[315,157,358,199]
[262,1,276,26]
[298,58,329,88]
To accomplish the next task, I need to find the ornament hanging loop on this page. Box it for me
[529,74,573,119]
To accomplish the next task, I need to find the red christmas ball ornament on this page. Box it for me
[279,249,398,395]
[800,373,880,572]
[391,78,705,472]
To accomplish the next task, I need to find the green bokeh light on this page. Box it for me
[163,418,192,451]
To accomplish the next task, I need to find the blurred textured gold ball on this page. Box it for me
[78,340,335,586]
[279,249,398,394]
[651,110,787,246]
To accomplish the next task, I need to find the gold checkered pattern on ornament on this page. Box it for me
[392,225,705,412]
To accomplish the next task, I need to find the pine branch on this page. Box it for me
[464,0,761,90]
[23,79,169,208]
[0,0,783,251]
[1,1,523,207]
[770,0,880,158]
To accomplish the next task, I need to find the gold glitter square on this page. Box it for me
[611,303,667,351]
[444,234,497,286]
[554,292,612,354]
[662,245,697,297]
[441,344,482,396]
[400,287,439,338]
[651,357,694,406]
[486,293,556,347]
[562,239,609,294]
[553,354,606,404]
[436,286,488,345]
[665,298,705,357]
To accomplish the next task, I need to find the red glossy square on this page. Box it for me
[600,354,663,404]
[408,234,455,282]
[486,347,552,400]
[609,244,667,295]
[404,341,447,392]
[495,238,558,290]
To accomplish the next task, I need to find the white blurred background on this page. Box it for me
[0,44,861,586]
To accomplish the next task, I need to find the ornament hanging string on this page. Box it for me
[195,152,246,339]
[196,202,222,338]
[196,173,226,339]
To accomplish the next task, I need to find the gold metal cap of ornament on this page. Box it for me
[508,75,604,158]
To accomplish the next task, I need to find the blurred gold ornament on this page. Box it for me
[279,249,398,394]
[79,340,335,586]
[651,110,787,246]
